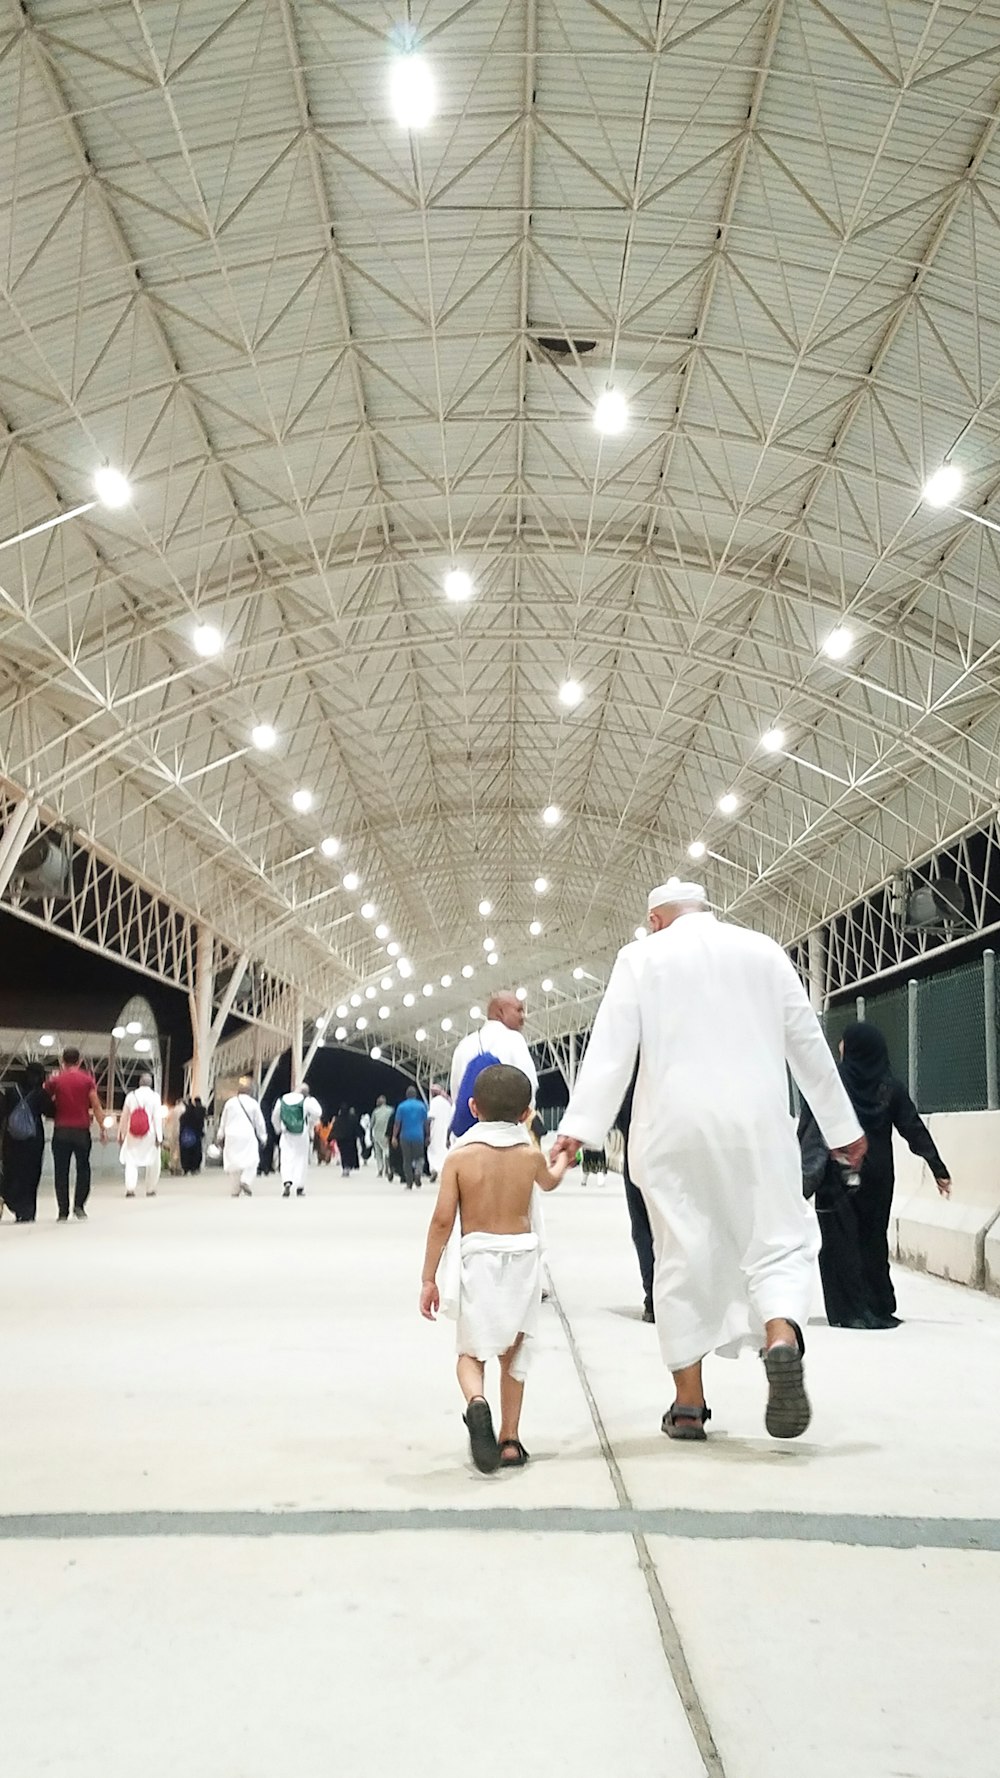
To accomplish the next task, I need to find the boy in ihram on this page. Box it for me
[420,1064,570,1473]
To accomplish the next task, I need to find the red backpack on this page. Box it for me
[129,1104,151,1138]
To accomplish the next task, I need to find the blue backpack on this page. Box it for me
[449,1042,502,1139]
[7,1091,38,1142]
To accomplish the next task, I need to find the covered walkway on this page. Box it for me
[2,1170,997,1777]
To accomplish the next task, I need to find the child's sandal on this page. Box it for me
[498,1438,530,1467]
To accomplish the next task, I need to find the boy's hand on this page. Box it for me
[420,1281,440,1320]
[548,1149,572,1183]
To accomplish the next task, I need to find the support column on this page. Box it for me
[907,978,919,1100]
[302,1009,336,1081]
[985,951,998,1111]
[568,1031,577,1093]
[259,1052,282,1100]
[807,929,827,1015]
[0,797,38,899]
[290,993,304,1089]
[189,925,215,1102]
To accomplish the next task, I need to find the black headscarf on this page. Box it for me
[839,1020,893,1130]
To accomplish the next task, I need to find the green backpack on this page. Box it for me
[280,1097,305,1136]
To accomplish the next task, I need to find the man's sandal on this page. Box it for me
[762,1323,811,1440]
[662,1403,712,1441]
[498,1438,530,1468]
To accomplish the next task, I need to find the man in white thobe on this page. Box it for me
[554,879,865,1441]
[273,1085,322,1197]
[426,1084,452,1180]
[218,1079,266,1198]
[450,992,538,1115]
[118,1072,164,1197]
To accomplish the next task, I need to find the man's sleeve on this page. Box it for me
[449,1040,466,1103]
[511,1031,538,1094]
[558,951,640,1149]
[777,950,862,1150]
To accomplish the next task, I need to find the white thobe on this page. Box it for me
[119,1086,164,1195]
[560,915,862,1371]
[219,1092,266,1188]
[272,1094,322,1191]
[449,1021,538,1110]
[427,1095,452,1176]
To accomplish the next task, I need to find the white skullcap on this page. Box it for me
[647,877,708,915]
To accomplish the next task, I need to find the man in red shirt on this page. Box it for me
[44,1048,106,1220]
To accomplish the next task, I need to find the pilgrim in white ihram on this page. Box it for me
[272,1088,322,1196]
[439,1120,545,1382]
[558,879,862,1436]
[219,1083,267,1197]
[118,1073,163,1197]
[426,1085,453,1178]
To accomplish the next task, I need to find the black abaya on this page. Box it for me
[0,1085,47,1221]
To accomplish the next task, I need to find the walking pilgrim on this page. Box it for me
[118,1072,164,1198]
[218,1078,266,1199]
[272,1084,322,1197]
[553,879,866,1440]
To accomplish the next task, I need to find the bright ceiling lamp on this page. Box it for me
[111,1025,126,1039]
[93,466,131,509]
[390,53,435,130]
[594,389,628,436]
[441,1017,453,1032]
[387,941,401,957]
[315,1015,328,1031]
[541,978,554,992]
[251,723,277,752]
[135,1037,153,1053]
[445,569,474,602]
[378,1005,390,1020]
[38,1033,55,1048]
[356,1017,368,1031]
[360,902,377,919]
[336,1003,348,1018]
[380,975,393,991]
[365,986,377,1000]
[572,967,585,980]
[470,1005,482,1019]
[761,727,786,754]
[822,625,854,661]
[375,922,389,940]
[482,936,495,952]
[343,872,360,892]
[415,1027,427,1042]
[534,876,548,894]
[529,920,542,936]
[718,792,739,815]
[350,993,362,1008]
[126,1020,143,1035]
[688,840,707,860]
[922,463,963,508]
[320,836,341,858]
[370,1046,383,1060]
[398,958,413,977]
[542,805,561,827]
[335,1026,347,1041]
[441,974,452,988]
[478,899,492,917]
[193,622,224,658]
[558,678,584,708]
[487,951,499,966]
[462,964,474,978]
[291,788,314,813]
[404,992,416,1007]
[422,983,434,997]
[515,987,527,1001]
[634,925,647,940]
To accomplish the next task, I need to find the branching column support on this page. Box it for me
[0,796,38,898]
[189,926,215,1102]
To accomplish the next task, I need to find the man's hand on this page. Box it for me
[835,1135,867,1170]
[550,1133,581,1163]
[419,1281,439,1321]
[547,1149,573,1184]
[936,1176,952,1198]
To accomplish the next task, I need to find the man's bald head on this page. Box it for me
[487,990,525,1032]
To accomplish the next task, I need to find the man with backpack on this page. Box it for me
[272,1083,322,1197]
[449,992,538,1136]
[118,1071,164,1198]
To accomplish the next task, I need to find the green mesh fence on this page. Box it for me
[827,953,997,1113]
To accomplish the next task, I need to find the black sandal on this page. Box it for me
[762,1322,811,1439]
[498,1438,530,1467]
[662,1403,712,1441]
[463,1398,500,1473]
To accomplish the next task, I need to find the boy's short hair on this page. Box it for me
[472,1063,532,1123]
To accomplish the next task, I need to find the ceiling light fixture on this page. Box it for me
[356,1017,368,1031]
[470,1005,482,1019]
[320,836,340,858]
[343,872,360,892]
[422,983,434,997]
[761,727,786,754]
[529,920,542,936]
[336,1004,348,1019]
[441,1018,453,1032]
[350,994,362,1009]
[360,902,377,919]
[462,964,474,978]
[534,876,549,894]
[134,1037,152,1054]
[718,793,739,815]
[291,788,314,813]
[444,568,474,602]
[922,463,963,508]
[251,723,277,752]
[404,993,416,1007]
[478,899,492,916]
[594,388,628,436]
[126,1021,143,1035]
[370,1046,382,1061]
[38,1034,55,1048]
[515,987,527,1002]
[365,986,377,1000]
[389,53,435,130]
[541,978,554,993]
[441,974,452,988]
[415,1027,427,1042]
[572,967,585,980]
[380,975,393,991]
[378,1006,390,1020]
[483,937,495,952]
[688,840,707,860]
[487,951,499,966]
[387,941,401,957]
[111,1025,126,1040]
[397,959,413,978]
[193,622,224,658]
[375,923,389,940]
[558,678,584,708]
[822,625,854,661]
[542,804,561,827]
[335,1026,347,1041]
[93,465,132,509]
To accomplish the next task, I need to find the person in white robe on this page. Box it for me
[218,1079,266,1198]
[426,1084,452,1179]
[554,879,866,1441]
[118,1073,164,1197]
[449,992,538,1113]
[272,1086,322,1197]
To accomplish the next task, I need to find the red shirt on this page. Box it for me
[46,1067,96,1130]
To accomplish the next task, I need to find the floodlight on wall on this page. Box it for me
[922,464,963,508]
[389,54,435,129]
[251,724,277,751]
[193,623,224,658]
[594,389,628,435]
[444,569,474,602]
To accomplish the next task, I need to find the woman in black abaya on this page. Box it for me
[0,1063,48,1222]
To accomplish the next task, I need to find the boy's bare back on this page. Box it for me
[447,1142,565,1236]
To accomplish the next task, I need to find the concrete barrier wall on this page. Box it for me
[890,1111,1000,1290]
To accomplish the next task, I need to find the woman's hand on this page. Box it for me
[936,1176,952,1198]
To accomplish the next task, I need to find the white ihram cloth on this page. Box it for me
[449,1022,538,1106]
[560,915,863,1372]
[427,1094,452,1175]
[272,1093,322,1191]
[440,1121,544,1382]
[119,1085,164,1194]
[219,1092,266,1187]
